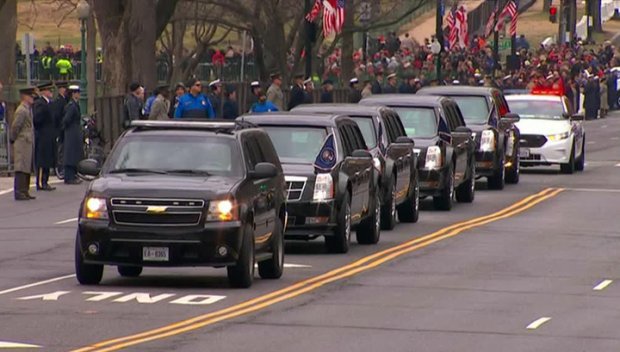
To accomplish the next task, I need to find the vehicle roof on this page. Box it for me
[360,94,446,108]
[125,128,239,139]
[417,86,497,96]
[505,94,564,102]
[292,103,385,116]
[126,120,256,138]
[239,112,352,127]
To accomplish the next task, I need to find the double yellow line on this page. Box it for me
[73,187,564,352]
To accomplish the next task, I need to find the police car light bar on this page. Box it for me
[130,120,237,130]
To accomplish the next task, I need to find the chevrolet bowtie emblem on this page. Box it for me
[146,206,168,213]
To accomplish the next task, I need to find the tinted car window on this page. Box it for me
[263,126,327,164]
[351,116,377,148]
[105,134,242,176]
[392,107,438,138]
[450,96,489,124]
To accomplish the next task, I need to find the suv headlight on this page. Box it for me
[83,197,108,220]
[313,173,334,201]
[207,199,237,221]
[424,146,442,169]
[480,130,496,152]
[547,131,570,141]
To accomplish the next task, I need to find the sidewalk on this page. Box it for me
[0,176,63,195]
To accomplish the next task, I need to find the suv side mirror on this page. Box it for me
[78,159,101,177]
[395,136,415,147]
[571,114,585,121]
[351,149,372,158]
[250,162,278,179]
[502,112,520,123]
[454,126,472,134]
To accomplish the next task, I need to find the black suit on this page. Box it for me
[62,100,83,182]
[33,96,56,188]
[371,80,383,94]
[288,84,305,110]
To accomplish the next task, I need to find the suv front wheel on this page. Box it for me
[227,224,255,288]
[325,192,351,254]
[258,217,284,279]
[75,232,103,285]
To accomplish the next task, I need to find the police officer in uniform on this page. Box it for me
[348,78,362,103]
[288,73,306,110]
[33,82,57,191]
[303,78,314,104]
[62,85,84,185]
[10,87,36,200]
[207,79,223,118]
[174,78,215,119]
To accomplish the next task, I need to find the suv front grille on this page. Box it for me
[110,198,204,226]
[285,176,307,201]
[520,134,547,148]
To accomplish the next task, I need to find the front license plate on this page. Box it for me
[519,149,530,158]
[143,247,169,262]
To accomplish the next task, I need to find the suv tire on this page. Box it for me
[357,192,381,245]
[456,166,475,203]
[75,233,103,285]
[227,224,255,288]
[433,166,454,211]
[118,266,143,277]
[325,192,351,254]
[397,181,420,223]
[505,153,520,184]
[258,217,284,279]
[380,175,397,230]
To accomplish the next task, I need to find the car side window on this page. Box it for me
[390,112,407,137]
[258,133,280,167]
[243,134,266,171]
[446,103,464,131]
[385,113,401,141]
[338,125,354,157]
[351,124,368,150]
[436,107,451,135]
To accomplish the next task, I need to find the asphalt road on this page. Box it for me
[1,114,619,352]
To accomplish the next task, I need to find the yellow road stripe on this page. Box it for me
[73,188,562,352]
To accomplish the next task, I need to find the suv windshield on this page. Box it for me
[392,107,437,138]
[450,96,489,124]
[507,100,565,119]
[104,134,242,176]
[263,126,327,164]
[350,116,377,148]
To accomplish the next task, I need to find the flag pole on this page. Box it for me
[493,0,501,75]
[436,0,444,83]
[304,0,313,79]
[511,1,517,57]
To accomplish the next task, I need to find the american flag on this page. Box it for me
[495,0,518,36]
[323,0,345,36]
[447,9,458,50]
[484,8,497,38]
[306,0,322,22]
[456,6,468,48]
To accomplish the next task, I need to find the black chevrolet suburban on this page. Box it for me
[75,120,287,288]
[239,113,381,254]
[292,104,419,230]
[360,95,476,210]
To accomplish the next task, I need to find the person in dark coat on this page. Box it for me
[383,73,398,93]
[583,75,600,120]
[62,85,83,184]
[51,81,69,143]
[320,80,334,103]
[168,83,186,119]
[371,72,384,94]
[288,74,306,110]
[33,82,57,191]
[348,78,362,103]
[303,78,314,104]
[398,76,417,94]
[207,79,223,118]
[222,85,239,120]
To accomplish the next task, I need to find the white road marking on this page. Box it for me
[0,275,75,296]
[616,163,620,167]
[169,295,226,305]
[255,263,312,269]
[17,291,71,301]
[0,341,41,348]
[601,125,608,128]
[566,188,620,193]
[113,293,176,304]
[0,180,63,196]
[526,317,552,330]
[611,137,620,140]
[587,141,596,145]
[54,217,78,225]
[593,279,613,291]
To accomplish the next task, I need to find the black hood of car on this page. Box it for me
[89,174,241,199]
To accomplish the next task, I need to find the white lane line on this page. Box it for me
[593,279,613,291]
[587,141,596,145]
[55,217,78,225]
[0,274,75,296]
[611,137,620,141]
[526,317,552,330]
[566,187,620,193]
[601,125,608,128]
[255,263,312,269]
[0,180,64,196]
[0,341,41,348]
[616,163,620,167]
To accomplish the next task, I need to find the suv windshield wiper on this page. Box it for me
[109,168,167,174]
[165,169,212,176]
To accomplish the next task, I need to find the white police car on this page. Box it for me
[506,94,585,174]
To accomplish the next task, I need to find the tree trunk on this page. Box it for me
[252,33,269,81]
[169,20,187,85]
[87,1,97,113]
[592,0,603,32]
[341,0,355,84]
[543,0,552,12]
[128,0,157,91]
[0,0,17,94]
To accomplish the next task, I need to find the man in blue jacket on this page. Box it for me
[174,78,215,119]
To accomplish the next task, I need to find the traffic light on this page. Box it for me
[549,6,558,23]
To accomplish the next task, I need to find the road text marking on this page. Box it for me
[13,291,226,306]
[526,317,552,330]
[55,218,78,225]
[593,279,613,291]
[0,275,75,296]
[0,341,41,349]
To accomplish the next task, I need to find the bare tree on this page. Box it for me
[0,0,17,92]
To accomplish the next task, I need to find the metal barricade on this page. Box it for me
[0,120,12,173]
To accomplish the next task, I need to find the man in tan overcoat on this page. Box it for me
[10,87,36,201]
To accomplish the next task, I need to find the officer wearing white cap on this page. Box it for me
[348,77,362,103]
[383,73,398,93]
[303,78,314,104]
[288,73,305,110]
[207,79,223,118]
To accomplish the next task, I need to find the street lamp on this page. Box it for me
[77,0,90,114]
